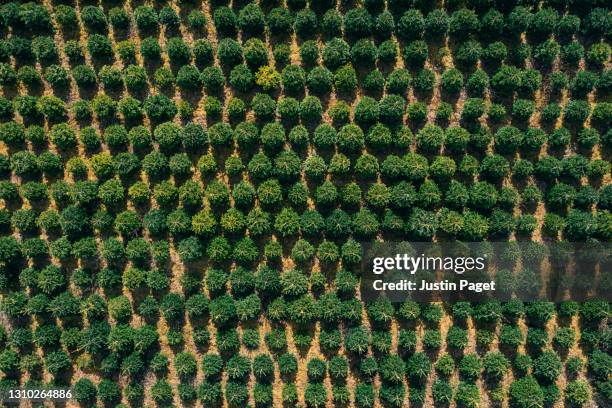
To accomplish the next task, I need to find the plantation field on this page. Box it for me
[0,0,610,407]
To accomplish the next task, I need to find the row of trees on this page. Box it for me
[4,15,610,78]
[1,122,610,179]
[1,65,610,125]
[0,184,609,242]
[4,1,609,42]
[2,39,609,102]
